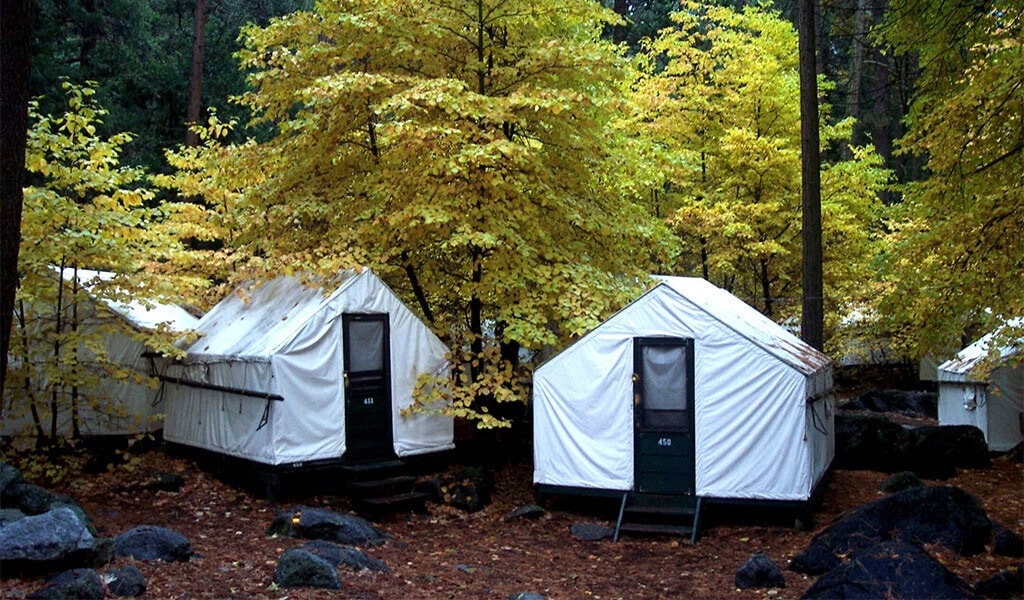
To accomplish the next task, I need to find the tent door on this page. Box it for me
[633,337,695,496]
[343,314,394,461]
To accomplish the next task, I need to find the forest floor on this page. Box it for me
[1,438,1022,599]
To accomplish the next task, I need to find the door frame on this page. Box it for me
[342,313,394,461]
[632,336,696,496]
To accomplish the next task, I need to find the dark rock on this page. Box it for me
[446,466,494,512]
[414,477,445,504]
[267,506,388,546]
[0,507,103,567]
[880,471,925,493]
[791,485,991,575]
[274,547,342,590]
[27,568,104,600]
[906,425,990,478]
[974,565,1023,599]
[503,504,545,521]
[569,522,614,542]
[0,462,24,495]
[301,540,389,572]
[508,593,546,600]
[801,540,976,599]
[834,412,913,472]
[142,472,185,493]
[0,508,27,525]
[735,553,786,589]
[105,564,147,597]
[847,389,938,419]
[114,525,192,562]
[51,495,97,536]
[3,482,57,515]
[993,523,1024,558]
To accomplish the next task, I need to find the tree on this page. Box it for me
[161,0,676,427]
[628,2,889,349]
[1,0,34,401]
[7,83,198,446]
[799,0,824,350]
[877,0,1024,356]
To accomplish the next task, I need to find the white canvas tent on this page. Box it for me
[2,268,199,438]
[534,276,834,504]
[161,268,453,466]
[937,319,1023,452]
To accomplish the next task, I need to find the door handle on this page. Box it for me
[343,372,349,388]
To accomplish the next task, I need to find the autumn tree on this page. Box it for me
[628,2,889,350]
[876,0,1023,357]
[161,0,676,426]
[5,83,202,447]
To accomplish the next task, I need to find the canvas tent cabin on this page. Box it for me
[533,276,834,539]
[937,320,1023,452]
[160,268,453,476]
[2,268,199,440]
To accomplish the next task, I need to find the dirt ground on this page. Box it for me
[2,444,1022,600]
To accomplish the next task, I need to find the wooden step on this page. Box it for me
[624,504,696,517]
[356,491,429,518]
[617,522,693,537]
[349,475,418,497]
[340,459,405,476]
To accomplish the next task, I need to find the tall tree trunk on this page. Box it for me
[799,0,824,351]
[846,0,868,156]
[186,0,208,147]
[1,0,34,404]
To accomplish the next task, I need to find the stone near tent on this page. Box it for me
[974,565,1023,599]
[274,548,342,590]
[734,553,786,589]
[26,568,104,600]
[847,389,938,419]
[0,508,27,526]
[267,505,388,546]
[790,485,991,576]
[800,540,976,599]
[570,523,614,542]
[906,425,990,479]
[51,495,98,536]
[992,523,1024,558]
[301,540,389,572]
[880,471,924,493]
[142,472,185,493]
[2,482,57,516]
[113,525,193,562]
[503,504,545,522]
[834,412,912,472]
[0,506,110,570]
[445,466,494,513]
[105,564,147,597]
[1,462,24,494]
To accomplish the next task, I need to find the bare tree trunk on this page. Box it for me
[800,0,824,351]
[846,0,868,156]
[0,0,34,403]
[186,0,209,147]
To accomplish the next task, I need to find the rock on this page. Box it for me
[503,504,545,521]
[880,471,924,493]
[0,462,24,494]
[508,593,546,600]
[790,485,991,575]
[0,506,108,570]
[569,523,614,542]
[105,564,147,597]
[993,523,1024,558]
[735,553,785,589]
[114,525,193,562]
[801,540,976,599]
[27,568,104,600]
[834,412,913,472]
[267,506,388,546]
[906,425,990,478]
[51,495,97,536]
[446,466,494,512]
[414,477,445,504]
[847,389,938,419]
[274,547,342,590]
[974,565,1023,599]
[142,472,185,493]
[0,507,27,525]
[2,482,57,515]
[301,540,389,572]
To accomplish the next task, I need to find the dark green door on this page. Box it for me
[343,314,394,461]
[634,337,695,496]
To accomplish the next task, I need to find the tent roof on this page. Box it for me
[60,268,199,332]
[654,276,831,376]
[185,269,361,360]
[938,318,1023,380]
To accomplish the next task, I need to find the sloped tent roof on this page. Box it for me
[3,269,199,438]
[534,276,833,502]
[162,268,453,465]
[937,318,1023,452]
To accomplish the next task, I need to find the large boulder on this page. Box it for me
[906,425,990,478]
[791,485,991,575]
[267,506,388,546]
[993,523,1024,558]
[2,482,57,516]
[105,564,147,597]
[301,540,389,572]
[974,565,1023,599]
[0,507,110,572]
[801,540,976,599]
[26,568,105,600]
[846,389,938,419]
[274,547,342,590]
[113,525,193,562]
[735,553,785,589]
[834,412,913,472]
[0,462,24,494]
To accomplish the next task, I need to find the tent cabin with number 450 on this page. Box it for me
[532,276,835,542]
